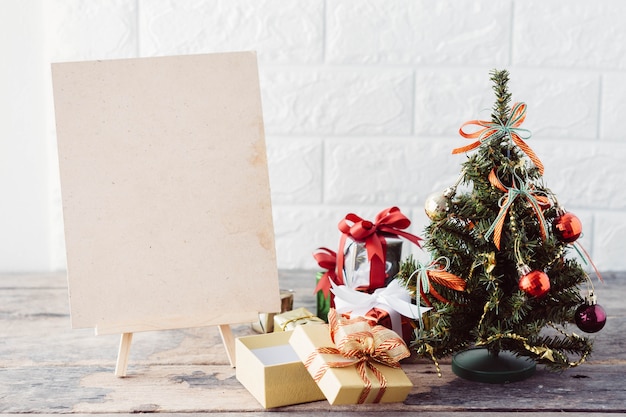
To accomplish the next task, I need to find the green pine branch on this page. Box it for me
[490,69,511,124]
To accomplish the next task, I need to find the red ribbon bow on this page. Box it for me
[313,247,339,297]
[336,207,422,291]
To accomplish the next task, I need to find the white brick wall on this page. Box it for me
[1,0,50,272]
[3,0,626,272]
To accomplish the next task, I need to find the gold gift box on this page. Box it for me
[235,330,325,408]
[288,323,413,405]
[273,307,325,332]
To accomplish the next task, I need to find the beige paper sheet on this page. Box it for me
[52,52,280,335]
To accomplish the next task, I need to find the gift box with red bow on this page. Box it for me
[342,236,403,291]
[288,308,413,405]
[331,279,431,345]
[336,207,422,293]
[313,207,422,322]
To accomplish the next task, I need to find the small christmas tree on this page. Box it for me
[398,69,606,380]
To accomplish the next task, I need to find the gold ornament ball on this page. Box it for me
[424,191,448,221]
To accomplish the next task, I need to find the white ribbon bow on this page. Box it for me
[330,279,432,336]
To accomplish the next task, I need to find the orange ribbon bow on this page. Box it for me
[452,102,544,175]
[336,207,422,291]
[412,257,466,307]
[304,308,410,404]
[313,247,339,297]
[486,169,550,250]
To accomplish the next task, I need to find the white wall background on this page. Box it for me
[3,0,626,273]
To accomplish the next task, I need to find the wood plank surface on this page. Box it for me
[0,271,624,414]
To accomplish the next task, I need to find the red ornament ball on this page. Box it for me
[553,212,582,243]
[518,270,550,297]
[575,303,607,333]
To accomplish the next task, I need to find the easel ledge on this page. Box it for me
[114,324,236,377]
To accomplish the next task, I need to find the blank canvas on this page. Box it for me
[52,52,281,335]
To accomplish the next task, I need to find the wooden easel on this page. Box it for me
[115,333,133,377]
[53,52,281,380]
[114,324,237,377]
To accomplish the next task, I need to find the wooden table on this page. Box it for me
[1,270,624,415]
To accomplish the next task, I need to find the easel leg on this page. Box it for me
[218,324,236,367]
[115,332,133,377]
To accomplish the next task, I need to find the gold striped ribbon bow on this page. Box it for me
[304,308,410,404]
